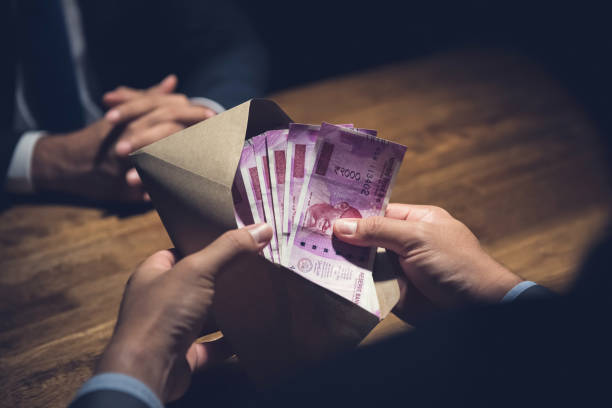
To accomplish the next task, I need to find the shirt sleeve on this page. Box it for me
[190,97,226,114]
[501,281,538,303]
[4,130,46,194]
[70,373,163,408]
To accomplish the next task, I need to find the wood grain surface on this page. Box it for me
[1,49,610,407]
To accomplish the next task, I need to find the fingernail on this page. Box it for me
[247,223,273,245]
[126,168,140,185]
[116,141,132,156]
[106,109,120,122]
[335,219,358,235]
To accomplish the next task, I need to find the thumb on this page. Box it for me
[150,74,178,94]
[130,249,178,287]
[179,223,273,280]
[334,216,418,255]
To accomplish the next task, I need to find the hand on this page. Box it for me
[102,74,179,108]
[31,119,149,202]
[102,74,216,158]
[333,203,522,319]
[96,223,273,402]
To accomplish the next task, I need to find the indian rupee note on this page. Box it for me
[282,123,356,264]
[232,161,255,228]
[252,132,280,263]
[266,129,288,259]
[286,123,407,315]
[237,139,273,262]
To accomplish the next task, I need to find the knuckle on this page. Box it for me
[426,205,450,219]
[361,216,385,239]
[174,93,188,104]
[126,121,139,133]
[180,255,200,272]
[163,122,183,134]
[167,106,181,118]
[156,106,172,120]
[146,95,160,107]
[399,223,428,257]
[220,230,249,254]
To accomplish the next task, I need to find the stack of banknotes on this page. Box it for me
[232,123,407,316]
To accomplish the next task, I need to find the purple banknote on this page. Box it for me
[266,129,288,259]
[282,123,356,264]
[238,140,273,261]
[232,163,255,228]
[283,124,319,263]
[252,133,280,263]
[285,123,407,315]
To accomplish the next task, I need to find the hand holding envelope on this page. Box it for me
[131,99,407,385]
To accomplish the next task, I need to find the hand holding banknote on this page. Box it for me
[234,123,407,317]
[334,203,523,318]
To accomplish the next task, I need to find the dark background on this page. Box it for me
[237,0,612,155]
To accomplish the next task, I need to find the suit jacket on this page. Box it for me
[71,390,149,408]
[1,0,267,183]
[257,231,612,408]
[71,265,607,408]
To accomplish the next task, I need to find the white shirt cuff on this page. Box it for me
[5,131,46,194]
[189,97,226,114]
[501,281,537,303]
[72,373,163,408]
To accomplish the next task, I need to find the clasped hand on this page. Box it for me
[32,75,215,202]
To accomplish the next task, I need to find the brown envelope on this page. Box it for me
[131,99,400,386]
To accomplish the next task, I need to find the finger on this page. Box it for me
[385,203,447,222]
[170,105,215,124]
[125,168,142,186]
[126,105,214,132]
[148,74,177,94]
[333,216,417,254]
[103,86,142,107]
[393,275,439,325]
[119,183,149,203]
[180,223,273,280]
[105,96,160,124]
[106,94,190,125]
[102,75,176,107]
[187,336,234,372]
[140,249,177,271]
[116,121,184,156]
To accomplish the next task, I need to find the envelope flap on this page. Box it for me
[133,99,292,190]
[131,99,293,234]
[133,100,251,190]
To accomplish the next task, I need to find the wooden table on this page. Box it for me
[1,49,610,407]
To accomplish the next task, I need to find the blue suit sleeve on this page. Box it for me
[69,373,163,408]
[502,281,555,303]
